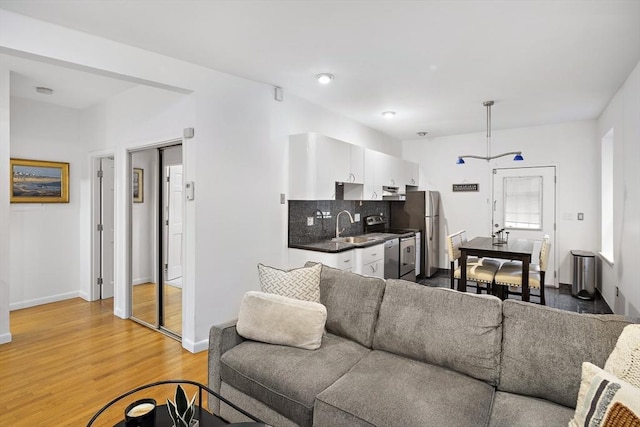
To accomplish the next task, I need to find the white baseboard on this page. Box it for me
[133,277,153,286]
[79,291,93,301]
[10,291,81,311]
[0,332,12,344]
[114,307,126,319]
[182,337,209,353]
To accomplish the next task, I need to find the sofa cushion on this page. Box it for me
[314,350,494,427]
[499,299,634,408]
[258,263,321,302]
[306,262,386,348]
[488,391,574,427]
[220,333,369,427]
[236,291,327,350]
[372,279,503,385]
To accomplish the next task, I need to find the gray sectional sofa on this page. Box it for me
[208,264,635,426]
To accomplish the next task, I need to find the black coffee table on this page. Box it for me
[87,380,265,426]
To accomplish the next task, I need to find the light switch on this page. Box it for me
[354,213,361,222]
[307,217,314,226]
[577,212,584,221]
[185,181,195,200]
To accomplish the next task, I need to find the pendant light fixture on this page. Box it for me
[456,101,523,164]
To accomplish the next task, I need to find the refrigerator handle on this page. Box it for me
[430,217,434,241]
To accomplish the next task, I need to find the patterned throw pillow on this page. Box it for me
[258,263,321,303]
[605,324,640,388]
[569,362,640,427]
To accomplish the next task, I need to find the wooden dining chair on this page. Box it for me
[446,230,500,294]
[494,235,550,305]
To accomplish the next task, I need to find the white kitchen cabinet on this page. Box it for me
[404,160,419,187]
[289,133,364,200]
[354,243,384,278]
[289,248,354,271]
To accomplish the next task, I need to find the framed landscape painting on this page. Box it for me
[10,158,69,203]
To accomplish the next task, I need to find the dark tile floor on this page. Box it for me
[418,270,613,314]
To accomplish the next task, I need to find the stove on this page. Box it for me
[363,215,415,238]
[364,216,417,281]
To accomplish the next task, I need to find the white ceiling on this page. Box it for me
[1,0,639,140]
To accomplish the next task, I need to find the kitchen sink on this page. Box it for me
[331,236,379,245]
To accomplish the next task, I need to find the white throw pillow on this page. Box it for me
[605,324,640,388]
[569,362,640,427]
[258,263,321,303]
[236,291,327,350]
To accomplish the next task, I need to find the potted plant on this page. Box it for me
[167,385,197,427]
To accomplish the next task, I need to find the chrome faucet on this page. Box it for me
[335,210,355,238]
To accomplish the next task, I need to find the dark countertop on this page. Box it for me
[289,230,418,254]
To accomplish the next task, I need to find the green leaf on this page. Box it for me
[175,385,188,415]
[167,399,180,425]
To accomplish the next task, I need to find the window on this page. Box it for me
[601,129,614,263]
[503,176,543,230]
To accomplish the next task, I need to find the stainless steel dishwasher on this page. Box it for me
[400,235,416,281]
[384,238,400,279]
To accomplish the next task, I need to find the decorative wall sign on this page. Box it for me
[452,183,479,192]
[133,168,144,203]
[10,158,70,203]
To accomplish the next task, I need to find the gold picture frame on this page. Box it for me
[10,158,70,203]
[133,168,144,203]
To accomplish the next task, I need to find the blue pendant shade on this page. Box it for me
[456,157,465,164]
[513,153,524,161]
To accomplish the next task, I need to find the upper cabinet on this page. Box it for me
[289,133,418,201]
[289,133,364,200]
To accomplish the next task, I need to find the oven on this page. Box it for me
[364,215,417,281]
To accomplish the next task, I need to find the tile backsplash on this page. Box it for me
[289,200,391,245]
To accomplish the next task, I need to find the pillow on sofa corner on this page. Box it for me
[236,291,327,350]
[604,324,640,388]
[258,263,321,303]
[569,362,640,427]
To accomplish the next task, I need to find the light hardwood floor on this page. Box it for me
[0,297,208,426]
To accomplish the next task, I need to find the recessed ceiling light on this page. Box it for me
[381,111,396,118]
[36,86,53,95]
[417,131,428,137]
[315,73,334,84]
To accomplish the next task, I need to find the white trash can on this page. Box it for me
[571,250,596,300]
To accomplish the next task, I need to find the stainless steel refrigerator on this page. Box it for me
[390,191,440,277]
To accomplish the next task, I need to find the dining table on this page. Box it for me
[459,236,535,301]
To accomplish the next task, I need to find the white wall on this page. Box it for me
[0,67,11,343]
[597,61,640,317]
[9,97,84,309]
[0,11,399,350]
[403,120,599,286]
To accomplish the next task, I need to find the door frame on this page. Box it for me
[90,152,116,301]
[491,165,558,287]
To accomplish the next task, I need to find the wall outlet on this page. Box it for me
[280,193,286,204]
[577,212,584,221]
[354,213,361,222]
[307,217,314,226]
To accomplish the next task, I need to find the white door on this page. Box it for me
[165,164,183,281]
[100,157,115,299]
[492,166,557,287]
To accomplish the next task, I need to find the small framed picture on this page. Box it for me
[10,158,70,203]
[133,168,144,203]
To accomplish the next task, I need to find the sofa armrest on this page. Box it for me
[208,320,245,413]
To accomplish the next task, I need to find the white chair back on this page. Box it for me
[539,235,551,271]
[446,230,466,262]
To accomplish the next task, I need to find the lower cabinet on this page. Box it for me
[289,248,353,271]
[354,244,384,278]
